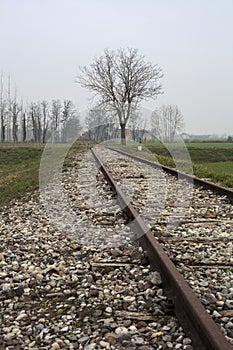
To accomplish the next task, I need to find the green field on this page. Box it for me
[184,142,233,148]
[200,162,233,186]
[0,144,44,205]
[0,142,89,206]
[203,161,233,173]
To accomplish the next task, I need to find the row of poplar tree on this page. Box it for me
[0,77,81,143]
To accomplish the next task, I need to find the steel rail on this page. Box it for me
[106,146,233,202]
[91,147,233,350]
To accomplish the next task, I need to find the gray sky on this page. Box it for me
[0,0,232,134]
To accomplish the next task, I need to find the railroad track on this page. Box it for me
[0,142,232,349]
[0,145,194,350]
[90,144,233,350]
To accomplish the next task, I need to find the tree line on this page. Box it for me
[1,48,185,144]
[0,76,81,143]
[82,106,150,142]
[82,103,184,143]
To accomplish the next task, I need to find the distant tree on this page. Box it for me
[29,102,42,142]
[0,75,6,142]
[85,107,115,141]
[78,48,163,144]
[6,76,12,142]
[0,73,81,144]
[61,100,74,123]
[51,99,62,142]
[10,100,21,143]
[151,105,184,142]
[128,111,147,142]
[63,116,81,142]
[29,103,36,142]
[61,100,81,142]
[0,75,20,142]
[227,136,233,143]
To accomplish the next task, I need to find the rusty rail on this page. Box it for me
[106,146,233,202]
[91,147,233,350]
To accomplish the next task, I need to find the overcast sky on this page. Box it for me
[0,0,232,134]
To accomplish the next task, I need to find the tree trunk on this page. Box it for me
[42,125,47,144]
[1,124,5,142]
[1,110,5,142]
[22,113,26,142]
[120,123,126,145]
[13,123,18,143]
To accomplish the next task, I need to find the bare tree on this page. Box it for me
[29,102,42,142]
[151,105,184,142]
[61,100,74,123]
[11,100,21,143]
[0,74,6,142]
[51,99,62,143]
[78,48,163,144]
[6,76,12,141]
[63,115,81,142]
[128,111,148,142]
[0,75,20,143]
[29,103,37,142]
[85,107,115,141]
[61,100,81,142]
